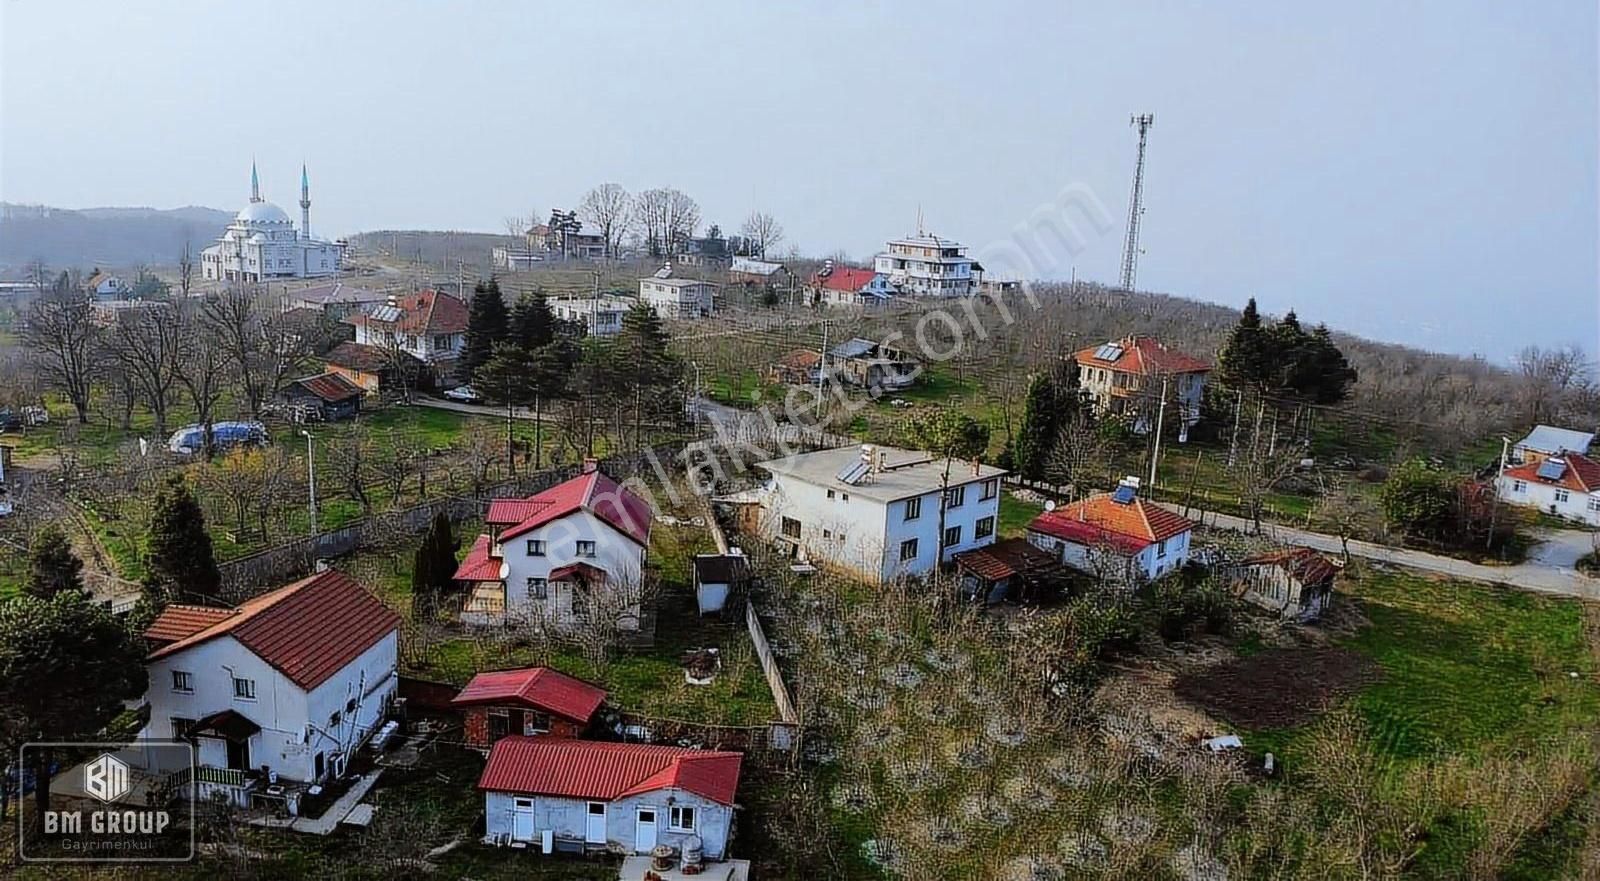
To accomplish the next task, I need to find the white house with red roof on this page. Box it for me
[456,461,655,629]
[807,261,896,308]
[132,570,401,805]
[1027,481,1195,582]
[346,289,469,366]
[452,667,608,748]
[478,737,742,860]
[1498,451,1600,525]
[1072,335,1212,432]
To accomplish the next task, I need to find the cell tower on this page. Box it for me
[1119,113,1155,292]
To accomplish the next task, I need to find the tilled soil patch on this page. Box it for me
[1173,646,1381,729]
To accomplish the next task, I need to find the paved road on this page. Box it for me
[1167,503,1600,600]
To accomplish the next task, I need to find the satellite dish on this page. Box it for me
[1044,500,1057,512]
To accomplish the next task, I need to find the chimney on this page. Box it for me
[582,457,599,474]
[971,458,981,476]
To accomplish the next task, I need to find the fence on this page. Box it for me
[216,442,692,597]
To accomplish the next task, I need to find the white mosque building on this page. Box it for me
[201,163,344,282]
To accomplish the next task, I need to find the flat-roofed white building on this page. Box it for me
[639,268,716,319]
[752,445,1007,583]
[873,232,977,297]
[550,295,632,337]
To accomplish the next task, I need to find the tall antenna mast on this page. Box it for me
[1119,113,1155,292]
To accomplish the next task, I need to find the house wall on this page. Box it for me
[483,788,733,859]
[328,363,381,392]
[303,632,399,775]
[758,471,1002,583]
[1027,527,1190,583]
[498,511,647,627]
[1498,474,1600,526]
[639,281,715,318]
[461,706,587,749]
[1235,566,1329,621]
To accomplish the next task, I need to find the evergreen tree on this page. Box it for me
[1014,373,1061,483]
[611,303,682,444]
[24,524,85,599]
[510,291,556,352]
[1298,325,1358,404]
[460,279,510,383]
[145,474,222,604]
[1215,298,1275,391]
[411,513,457,620]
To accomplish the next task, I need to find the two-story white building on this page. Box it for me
[873,233,978,297]
[1026,482,1195,583]
[639,267,716,319]
[751,445,1007,583]
[1072,335,1211,434]
[132,570,400,807]
[550,295,632,337]
[456,462,655,629]
[345,289,469,371]
[1497,451,1600,526]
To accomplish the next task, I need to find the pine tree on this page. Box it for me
[1014,373,1061,483]
[611,303,681,445]
[1299,324,1358,404]
[411,513,457,620]
[460,279,510,383]
[510,291,556,352]
[145,474,222,604]
[1215,298,1274,392]
[24,524,85,599]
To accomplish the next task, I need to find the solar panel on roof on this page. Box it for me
[1112,485,1136,504]
[1095,344,1123,361]
[836,460,870,485]
[1537,459,1567,481]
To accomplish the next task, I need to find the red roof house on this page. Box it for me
[1072,335,1212,377]
[453,667,607,746]
[1027,489,1195,582]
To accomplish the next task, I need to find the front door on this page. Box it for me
[512,798,535,841]
[225,738,250,772]
[585,802,606,845]
[634,808,658,853]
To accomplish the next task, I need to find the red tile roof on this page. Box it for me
[1073,335,1211,375]
[346,289,469,336]
[453,535,504,582]
[485,498,553,527]
[288,372,364,403]
[1028,494,1194,555]
[951,538,1059,581]
[1502,452,1600,494]
[452,667,607,723]
[325,341,420,373]
[145,570,400,691]
[496,470,653,547]
[548,562,607,583]
[1240,547,1338,585]
[144,604,235,644]
[810,266,881,293]
[478,737,742,805]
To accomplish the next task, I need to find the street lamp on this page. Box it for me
[301,430,318,538]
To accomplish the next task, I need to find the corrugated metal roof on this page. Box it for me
[453,535,504,582]
[497,470,653,547]
[477,737,742,805]
[1517,425,1595,456]
[452,667,606,723]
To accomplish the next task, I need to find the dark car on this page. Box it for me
[0,409,23,433]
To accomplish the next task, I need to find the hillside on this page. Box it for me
[0,202,231,270]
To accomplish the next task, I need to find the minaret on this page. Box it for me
[299,164,311,240]
[250,160,261,203]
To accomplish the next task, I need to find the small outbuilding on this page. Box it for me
[1228,547,1338,622]
[278,372,364,422]
[452,667,607,749]
[951,537,1063,604]
[693,552,752,616]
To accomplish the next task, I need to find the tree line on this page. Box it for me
[515,183,786,260]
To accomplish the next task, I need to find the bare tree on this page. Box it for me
[21,285,98,424]
[578,183,631,259]
[177,241,195,299]
[176,302,231,456]
[327,430,375,517]
[1232,440,1301,533]
[631,187,700,257]
[106,303,184,437]
[739,210,785,258]
[1314,473,1377,560]
[1515,344,1593,426]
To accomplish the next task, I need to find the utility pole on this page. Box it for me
[300,430,318,538]
[1148,375,1169,489]
[1119,113,1155,293]
[1227,389,1243,466]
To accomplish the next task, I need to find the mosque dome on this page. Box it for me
[236,201,292,224]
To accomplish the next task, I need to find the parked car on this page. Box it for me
[0,409,21,432]
[167,421,268,455]
[444,386,482,403]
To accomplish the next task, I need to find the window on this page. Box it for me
[975,516,995,540]
[1589,498,1600,514]
[822,529,832,540]
[433,334,450,350]
[171,717,194,739]
[670,805,697,832]
[827,489,835,499]
[1512,480,1527,493]
[1555,489,1572,503]
[900,538,919,561]
[171,670,194,693]
[904,497,922,521]
[526,712,552,734]
[527,577,548,599]
[841,493,849,503]
[488,709,509,740]
[947,486,966,508]
[943,525,962,547]
[981,479,999,501]
[1157,539,1168,559]
[232,677,256,700]
[781,517,801,540]
[526,539,546,556]
[576,540,597,557]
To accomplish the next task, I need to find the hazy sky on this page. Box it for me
[2,1,1595,360]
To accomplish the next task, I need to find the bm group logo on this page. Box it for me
[18,741,196,863]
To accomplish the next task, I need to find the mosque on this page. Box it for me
[201,162,344,281]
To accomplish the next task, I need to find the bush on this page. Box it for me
[1379,458,1457,539]
[1144,574,1236,641]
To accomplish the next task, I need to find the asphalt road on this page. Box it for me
[1167,503,1600,600]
